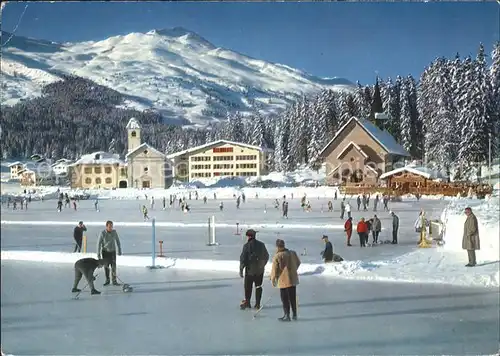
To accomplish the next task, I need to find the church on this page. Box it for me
[69,118,168,189]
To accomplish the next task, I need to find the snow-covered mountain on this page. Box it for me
[0,27,355,126]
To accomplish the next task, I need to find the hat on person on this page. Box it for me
[78,221,84,225]
[321,235,328,240]
[246,229,257,238]
[275,239,285,248]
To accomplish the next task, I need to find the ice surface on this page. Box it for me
[1,197,447,265]
[1,261,499,355]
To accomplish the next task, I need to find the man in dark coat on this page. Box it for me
[239,229,270,310]
[321,235,334,262]
[391,211,399,244]
[73,221,87,253]
[72,257,107,295]
[462,207,480,267]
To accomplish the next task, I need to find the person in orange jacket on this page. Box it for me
[357,218,369,247]
[344,217,353,246]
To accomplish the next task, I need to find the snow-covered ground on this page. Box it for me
[1,261,499,355]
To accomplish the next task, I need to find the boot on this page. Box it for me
[278,314,291,322]
[240,300,250,310]
[103,280,110,286]
[255,287,262,309]
[91,289,101,295]
[112,280,121,286]
[292,314,298,320]
[71,288,81,293]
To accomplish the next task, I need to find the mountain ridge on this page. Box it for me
[0,28,355,126]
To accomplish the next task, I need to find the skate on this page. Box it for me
[292,314,297,321]
[91,289,101,295]
[112,281,121,286]
[254,304,261,310]
[240,300,250,310]
[103,280,110,286]
[71,288,81,293]
[278,314,291,322]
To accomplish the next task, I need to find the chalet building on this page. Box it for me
[167,140,272,182]
[318,116,411,185]
[69,118,167,189]
[69,152,126,189]
[18,162,54,187]
[8,161,23,180]
[51,159,73,176]
[379,165,448,194]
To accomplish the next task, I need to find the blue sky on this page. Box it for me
[2,2,498,84]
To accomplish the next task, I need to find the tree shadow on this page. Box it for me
[476,260,500,267]
[131,277,240,286]
[295,303,497,322]
[132,283,232,295]
[263,290,498,311]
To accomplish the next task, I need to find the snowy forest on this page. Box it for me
[1,43,498,178]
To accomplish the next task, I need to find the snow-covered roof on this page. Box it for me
[7,161,23,167]
[166,140,274,159]
[336,141,369,160]
[126,142,165,159]
[126,117,141,130]
[319,117,411,158]
[379,166,446,180]
[51,159,72,166]
[70,151,125,166]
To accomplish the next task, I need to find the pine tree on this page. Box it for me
[307,92,329,169]
[381,77,402,141]
[488,42,500,158]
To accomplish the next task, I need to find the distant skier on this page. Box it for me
[282,201,289,219]
[150,197,155,209]
[372,215,382,244]
[357,195,362,210]
[327,200,333,212]
[236,196,241,209]
[321,235,334,263]
[57,200,63,212]
[71,257,107,295]
[203,196,207,204]
[373,195,379,212]
[391,211,399,244]
[340,199,345,219]
[142,205,149,220]
[344,217,353,246]
[73,201,77,211]
[383,195,390,211]
[73,221,87,253]
[162,197,166,210]
[219,201,224,211]
[345,201,352,219]
[94,199,99,212]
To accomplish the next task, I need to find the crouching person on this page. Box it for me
[72,257,107,295]
[270,239,301,321]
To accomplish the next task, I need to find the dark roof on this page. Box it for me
[319,117,411,157]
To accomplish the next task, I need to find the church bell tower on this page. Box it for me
[126,117,141,153]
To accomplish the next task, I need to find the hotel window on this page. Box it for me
[95,177,102,184]
[235,155,257,161]
[213,156,233,161]
[213,147,233,153]
[144,167,149,173]
[237,163,257,169]
[94,167,102,174]
[85,177,91,184]
[105,178,112,184]
[84,167,92,174]
[213,164,233,169]
[105,167,112,174]
[191,156,211,162]
[120,168,127,176]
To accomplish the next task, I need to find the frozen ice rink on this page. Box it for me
[1,197,447,264]
[2,261,499,355]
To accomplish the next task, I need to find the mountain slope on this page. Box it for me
[0,28,355,126]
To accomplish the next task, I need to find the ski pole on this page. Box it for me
[74,282,88,299]
[253,295,272,319]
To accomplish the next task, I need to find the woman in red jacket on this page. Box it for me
[357,218,368,247]
[344,217,353,246]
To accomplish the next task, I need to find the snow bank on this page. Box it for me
[3,249,498,288]
[441,195,500,262]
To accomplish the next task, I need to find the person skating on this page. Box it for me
[239,229,270,310]
[357,195,361,211]
[72,257,107,295]
[327,200,333,212]
[270,239,301,321]
[219,201,224,211]
[344,217,353,246]
[97,220,123,286]
[321,235,334,263]
[345,201,352,219]
[73,221,87,253]
[282,201,289,218]
[142,205,149,220]
[340,199,345,219]
[357,218,368,247]
[462,207,480,267]
[162,197,166,210]
[372,215,381,244]
[391,211,399,244]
